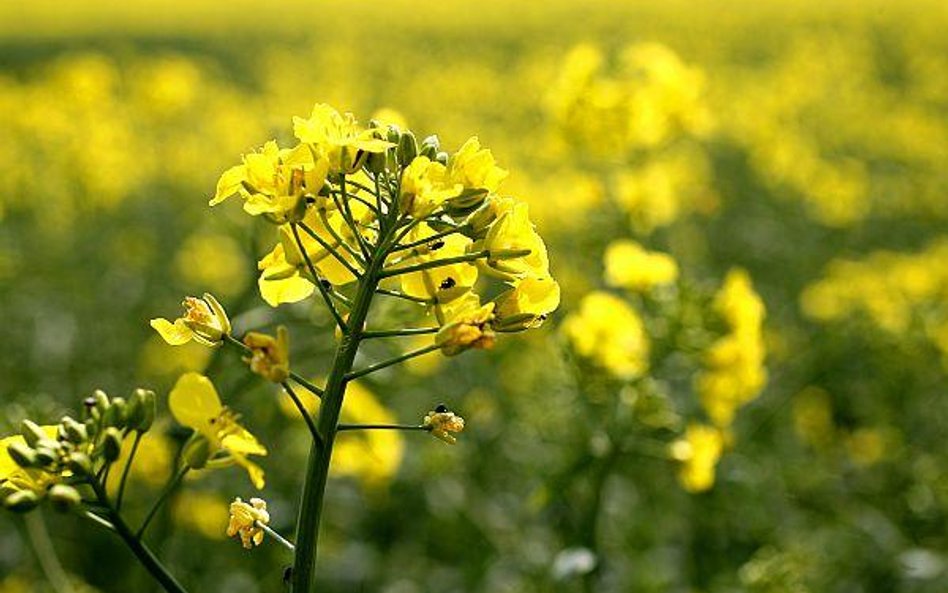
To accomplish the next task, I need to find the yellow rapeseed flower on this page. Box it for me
[399,156,462,217]
[292,103,393,174]
[210,140,327,223]
[226,497,270,549]
[562,291,649,380]
[493,276,561,331]
[396,226,479,306]
[243,326,290,383]
[422,409,466,444]
[446,137,507,195]
[603,240,679,291]
[480,202,550,281]
[435,298,496,356]
[670,424,725,493]
[150,293,231,347]
[168,373,267,489]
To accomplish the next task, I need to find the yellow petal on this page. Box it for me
[209,165,246,206]
[232,454,266,490]
[221,428,268,457]
[258,274,315,307]
[169,372,223,438]
[150,318,194,346]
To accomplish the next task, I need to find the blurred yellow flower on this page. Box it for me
[243,326,290,383]
[173,491,230,541]
[562,291,649,379]
[670,424,725,493]
[169,372,267,489]
[603,240,678,291]
[174,233,249,298]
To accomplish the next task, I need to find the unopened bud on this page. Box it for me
[32,444,58,466]
[103,397,126,428]
[6,442,37,469]
[48,484,82,513]
[419,134,440,159]
[101,428,123,462]
[66,452,93,476]
[92,390,110,414]
[60,416,88,443]
[3,490,40,513]
[130,388,156,432]
[435,151,449,166]
[20,420,47,448]
[397,131,418,165]
[183,436,211,469]
[366,150,388,175]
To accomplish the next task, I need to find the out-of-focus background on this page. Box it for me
[1,0,947,591]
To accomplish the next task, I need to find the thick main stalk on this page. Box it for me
[290,252,385,593]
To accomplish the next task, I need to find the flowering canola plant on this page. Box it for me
[1,102,558,593]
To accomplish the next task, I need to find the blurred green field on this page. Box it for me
[1,1,947,592]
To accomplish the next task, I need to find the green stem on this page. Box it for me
[115,431,143,512]
[290,239,387,593]
[24,511,76,593]
[362,327,439,339]
[136,466,189,539]
[337,423,428,432]
[291,223,349,334]
[379,249,530,279]
[89,480,189,593]
[222,334,325,398]
[318,207,367,268]
[390,225,468,253]
[282,382,322,446]
[345,343,441,381]
[258,522,296,551]
[336,175,372,259]
[374,287,432,305]
[297,221,363,279]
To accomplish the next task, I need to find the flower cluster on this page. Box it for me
[1,388,155,512]
[207,103,559,355]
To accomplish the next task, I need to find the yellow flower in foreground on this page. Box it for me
[1,427,59,496]
[480,202,550,280]
[604,239,679,291]
[210,140,327,222]
[493,276,561,331]
[396,226,478,305]
[169,373,267,489]
[446,136,507,194]
[150,293,231,347]
[226,497,270,549]
[562,291,649,379]
[293,103,393,173]
[243,326,290,383]
[670,424,724,493]
[436,299,496,356]
[400,156,462,217]
[423,408,466,444]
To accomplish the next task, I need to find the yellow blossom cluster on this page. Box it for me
[697,269,767,428]
[562,292,650,380]
[603,239,678,292]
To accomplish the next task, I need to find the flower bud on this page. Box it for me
[59,416,88,443]
[32,444,58,466]
[103,397,126,428]
[419,134,440,159]
[435,151,449,166]
[101,427,123,462]
[92,389,111,415]
[183,436,211,469]
[397,131,418,165]
[6,441,37,469]
[130,388,156,432]
[386,124,402,144]
[48,484,82,513]
[20,420,47,448]
[66,452,93,476]
[3,490,40,513]
[365,150,388,175]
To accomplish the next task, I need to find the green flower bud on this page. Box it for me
[419,134,440,160]
[3,490,40,513]
[48,484,82,513]
[129,388,156,432]
[386,124,402,144]
[32,445,58,467]
[6,442,37,469]
[435,151,449,166]
[60,416,88,443]
[101,428,123,462]
[182,436,211,470]
[66,452,93,477]
[397,131,418,165]
[366,150,388,175]
[20,420,47,448]
[103,397,126,428]
[84,418,98,438]
[92,389,110,415]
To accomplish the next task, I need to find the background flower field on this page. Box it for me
[1,0,947,591]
